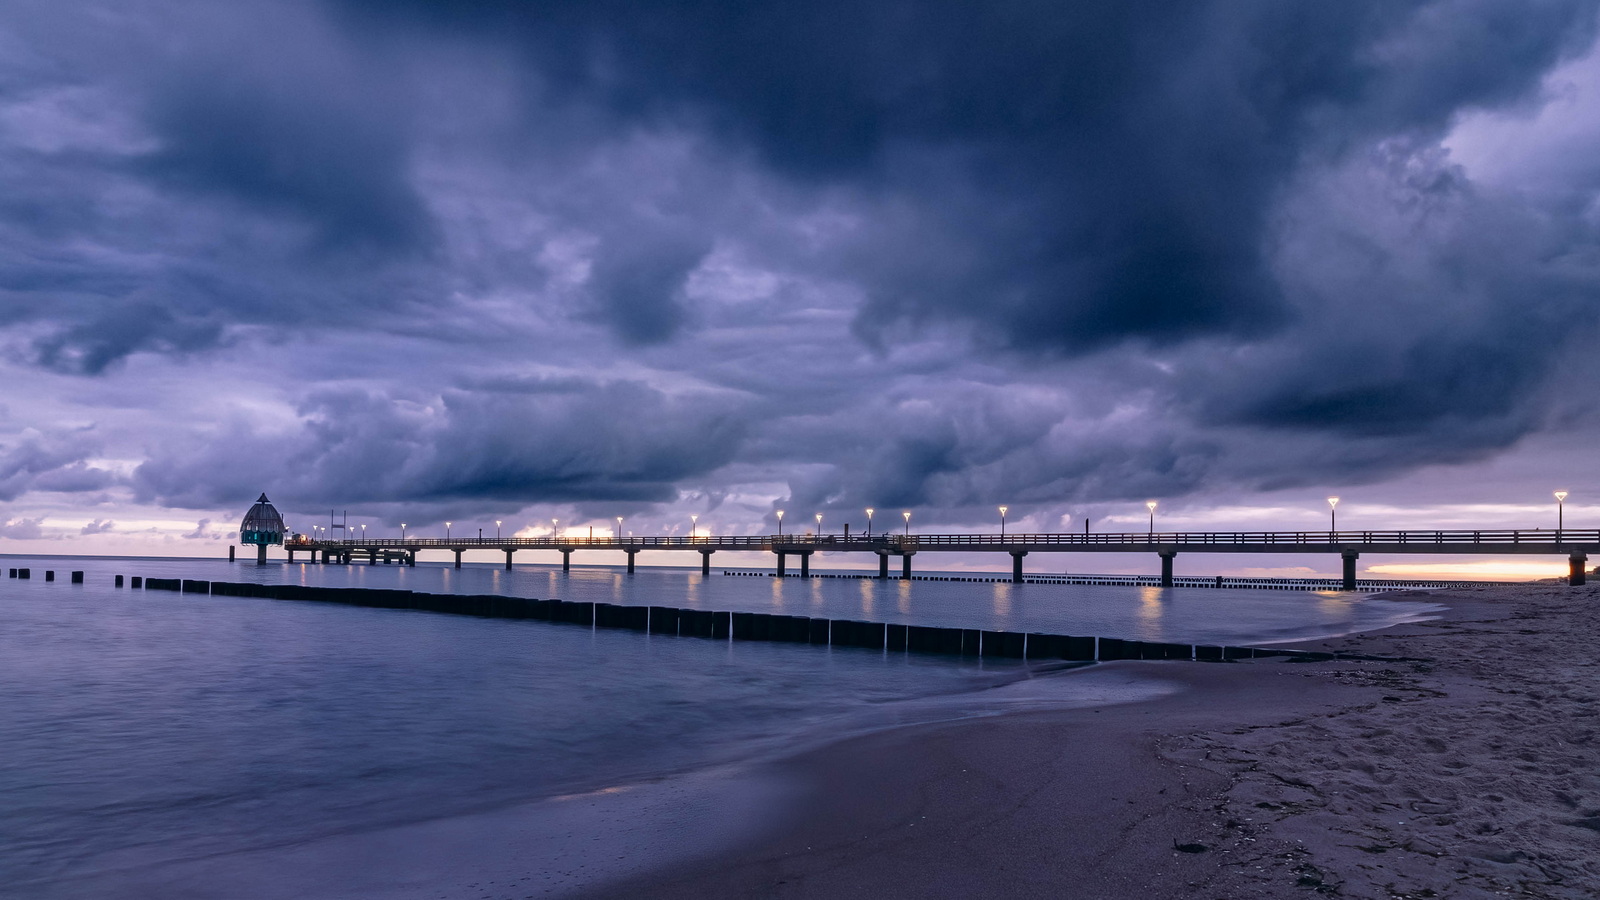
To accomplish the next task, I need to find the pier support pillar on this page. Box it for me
[369,549,377,565]
[902,552,913,579]
[454,549,462,569]
[287,548,293,563]
[776,552,787,577]
[561,549,571,573]
[877,552,889,579]
[1342,550,1360,590]
[256,543,267,566]
[1159,551,1176,588]
[229,545,235,562]
[1010,550,1028,583]
[1571,552,1588,586]
[800,551,811,578]
[408,552,416,567]
[505,549,515,570]
[700,549,714,576]
[626,549,637,574]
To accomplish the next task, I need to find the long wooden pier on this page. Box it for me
[284,528,1598,588]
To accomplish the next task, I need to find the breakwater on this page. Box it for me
[120,577,1339,664]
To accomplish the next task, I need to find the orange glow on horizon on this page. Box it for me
[1367,560,1571,581]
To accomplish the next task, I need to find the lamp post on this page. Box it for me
[401,523,407,541]
[776,510,784,537]
[691,514,698,541]
[815,513,822,537]
[999,505,1008,539]
[361,523,367,541]
[446,521,452,541]
[1556,490,1568,539]
[496,520,502,540]
[903,510,911,537]
[1328,497,1339,533]
[616,516,624,540]
[866,508,874,537]
[551,519,558,541]
[1146,501,1157,537]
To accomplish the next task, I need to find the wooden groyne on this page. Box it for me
[120,577,1340,664]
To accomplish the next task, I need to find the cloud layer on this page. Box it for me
[3,0,1600,544]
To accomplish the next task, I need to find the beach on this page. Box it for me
[590,584,1600,899]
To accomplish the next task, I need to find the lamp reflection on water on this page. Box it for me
[1134,586,1167,640]
[991,581,1013,617]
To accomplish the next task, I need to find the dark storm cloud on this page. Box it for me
[138,59,433,255]
[6,0,1600,525]
[132,376,751,515]
[0,429,109,501]
[326,0,1598,351]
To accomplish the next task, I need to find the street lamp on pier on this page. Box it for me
[616,516,624,540]
[815,513,822,536]
[1146,501,1157,537]
[1556,491,1568,539]
[496,520,502,540]
[903,510,911,537]
[691,514,698,541]
[776,510,784,537]
[551,519,558,541]
[999,505,1008,538]
[1328,497,1339,533]
[446,521,452,541]
[865,508,874,537]
[401,523,407,541]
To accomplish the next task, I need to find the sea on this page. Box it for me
[0,553,1444,897]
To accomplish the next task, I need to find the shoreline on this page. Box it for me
[583,584,1600,899]
[20,583,1590,898]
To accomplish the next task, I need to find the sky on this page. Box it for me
[3,0,1600,579]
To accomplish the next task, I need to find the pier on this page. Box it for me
[284,527,1599,588]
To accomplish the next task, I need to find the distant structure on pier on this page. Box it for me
[239,493,287,565]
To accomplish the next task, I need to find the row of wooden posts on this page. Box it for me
[111,576,1338,664]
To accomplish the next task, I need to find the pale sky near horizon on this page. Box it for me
[3,0,1600,580]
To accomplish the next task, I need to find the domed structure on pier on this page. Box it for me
[240,493,287,546]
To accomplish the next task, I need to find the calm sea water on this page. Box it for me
[0,554,1441,895]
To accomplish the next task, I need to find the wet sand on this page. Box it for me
[586,584,1600,899]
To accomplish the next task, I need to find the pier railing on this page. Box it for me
[285,528,1600,551]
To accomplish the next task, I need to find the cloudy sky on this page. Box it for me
[3,0,1599,578]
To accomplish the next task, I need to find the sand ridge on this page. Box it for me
[1165,585,1600,898]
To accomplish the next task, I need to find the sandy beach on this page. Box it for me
[588,584,1600,899]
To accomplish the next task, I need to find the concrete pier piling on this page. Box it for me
[1571,552,1588,586]
[1159,551,1176,588]
[1342,550,1360,590]
[699,548,714,576]
[1010,550,1027,583]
